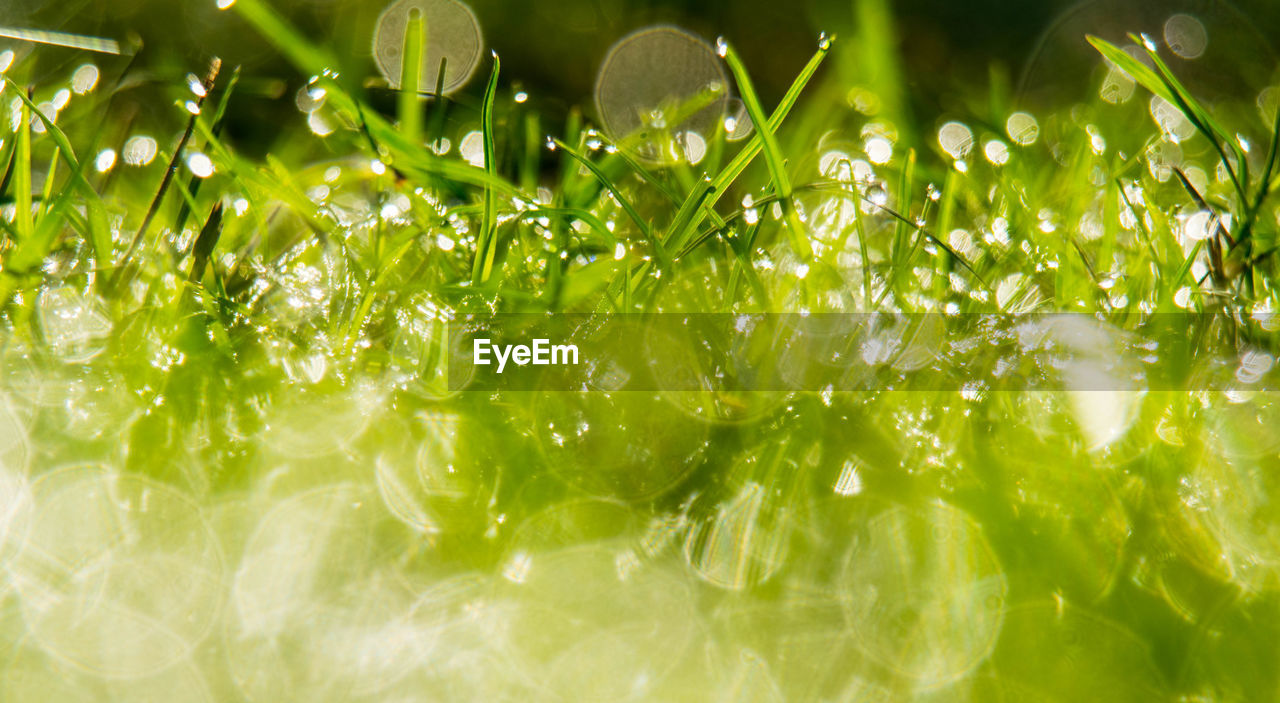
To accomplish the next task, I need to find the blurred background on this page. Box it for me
[2,0,1277,154]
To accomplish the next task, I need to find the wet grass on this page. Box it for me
[1,1,1280,700]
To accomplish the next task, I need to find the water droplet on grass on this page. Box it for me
[373,0,484,95]
[595,26,730,165]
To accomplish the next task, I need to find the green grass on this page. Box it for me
[1,3,1280,701]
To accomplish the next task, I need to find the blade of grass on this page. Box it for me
[1089,35,1247,206]
[552,138,653,242]
[721,40,811,260]
[187,202,225,284]
[472,53,501,284]
[665,39,831,254]
[398,7,425,146]
[13,94,32,243]
[111,58,223,289]
[175,66,241,235]
[231,0,336,81]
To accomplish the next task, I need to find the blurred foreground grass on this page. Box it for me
[2,0,1280,700]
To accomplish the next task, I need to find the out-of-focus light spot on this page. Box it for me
[371,159,387,175]
[94,148,116,173]
[1101,66,1136,104]
[123,136,158,166]
[373,0,484,94]
[680,131,706,165]
[1183,210,1215,242]
[938,122,974,160]
[0,51,13,73]
[186,152,215,178]
[307,111,334,137]
[71,64,99,94]
[1005,112,1039,146]
[514,91,528,103]
[1164,14,1208,60]
[436,234,456,251]
[51,89,71,111]
[1149,96,1196,141]
[865,136,893,165]
[184,100,201,115]
[984,139,1009,166]
[216,0,236,10]
[31,103,56,133]
[187,73,208,98]
[233,197,250,216]
[614,242,627,260]
[459,131,485,167]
